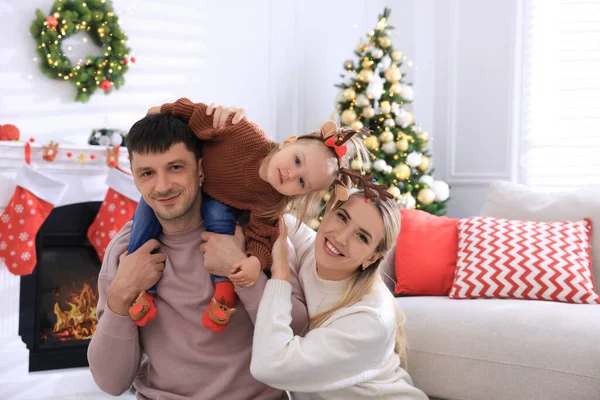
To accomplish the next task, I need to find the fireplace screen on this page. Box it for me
[38,250,99,347]
[19,202,102,371]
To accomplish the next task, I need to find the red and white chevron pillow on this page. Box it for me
[450,216,600,304]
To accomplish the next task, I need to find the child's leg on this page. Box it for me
[128,197,162,294]
[201,192,240,333]
[127,197,161,327]
[201,192,240,236]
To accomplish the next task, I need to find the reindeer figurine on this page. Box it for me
[105,145,120,168]
[42,141,59,162]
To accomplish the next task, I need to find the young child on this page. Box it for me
[127,98,371,333]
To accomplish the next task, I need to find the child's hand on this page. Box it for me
[147,106,161,115]
[229,256,261,288]
[206,104,247,128]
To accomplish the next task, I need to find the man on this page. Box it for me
[88,113,308,399]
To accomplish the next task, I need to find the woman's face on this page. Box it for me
[314,195,386,280]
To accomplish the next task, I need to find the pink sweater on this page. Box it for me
[88,221,308,399]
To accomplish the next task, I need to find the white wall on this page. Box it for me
[0,0,277,144]
[1,0,422,143]
[428,0,522,217]
[1,0,518,218]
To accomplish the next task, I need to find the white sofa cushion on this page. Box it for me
[398,296,600,400]
[481,181,600,294]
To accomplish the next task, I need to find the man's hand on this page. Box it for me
[206,104,247,128]
[108,239,166,316]
[230,256,261,288]
[200,225,246,277]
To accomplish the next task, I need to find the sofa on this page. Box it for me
[379,181,600,400]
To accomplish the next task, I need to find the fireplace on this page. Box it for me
[19,201,103,372]
[0,141,136,398]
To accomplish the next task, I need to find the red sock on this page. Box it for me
[202,280,237,333]
[129,291,157,327]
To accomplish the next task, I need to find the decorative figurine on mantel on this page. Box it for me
[88,128,127,147]
[0,124,20,141]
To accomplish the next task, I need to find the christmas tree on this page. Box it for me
[310,8,449,230]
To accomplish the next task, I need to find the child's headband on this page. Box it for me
[299,121,395,203]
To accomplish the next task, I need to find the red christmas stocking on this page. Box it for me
[0,164,67,275]
[87,168,139,261]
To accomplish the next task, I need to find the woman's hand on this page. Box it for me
[270,219,291,283]
[206,104,247,128]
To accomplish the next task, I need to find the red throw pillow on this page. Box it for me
[394,209,458,296]
[450,216,599,304]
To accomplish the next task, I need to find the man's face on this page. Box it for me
[131,142,203,224]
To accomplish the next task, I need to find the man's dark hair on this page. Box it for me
[126,114,203,161]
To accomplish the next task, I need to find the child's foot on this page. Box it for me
[129,291,157,327]
[202,281,237,333]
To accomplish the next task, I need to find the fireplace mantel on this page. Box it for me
[0,140,132,399]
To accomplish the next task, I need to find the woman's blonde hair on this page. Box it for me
[309,191,408,367]
[257,129,372,230]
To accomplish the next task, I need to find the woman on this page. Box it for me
[250,190,428,399]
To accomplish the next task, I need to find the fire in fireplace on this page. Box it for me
[19,201,103,371]
[41,281,98,344]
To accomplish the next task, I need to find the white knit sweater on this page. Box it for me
[250,216,428,400]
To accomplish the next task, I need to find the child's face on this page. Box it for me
[266,140,337,196]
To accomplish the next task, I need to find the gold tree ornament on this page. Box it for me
[351,159,363,170]
[378,36,392,48]
[350,120,364,131]
[417,188,436,205]
[387,185,401,199]
[416,132,429,149]
[391,50,403,61]
[390,83,402,95]
[341,109,358,125]
[396,138,409,151]
[379,131,394,143]
[417,155,430,172]
[362,106,375,118]
[417,132,429,142]
[343,88,356,101]
[384,65,402,83]
[363,136,380,151]
[344,59,354,70]
[380,101,391,114]
[358,69,374,83]
[393,164,411,180]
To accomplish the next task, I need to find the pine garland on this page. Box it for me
[30,0,132,102]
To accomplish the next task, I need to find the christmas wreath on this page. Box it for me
[30,0,133,103]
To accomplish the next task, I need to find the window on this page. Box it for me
[520,0,600,190]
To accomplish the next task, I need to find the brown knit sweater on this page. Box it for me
[160,98,282,270]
